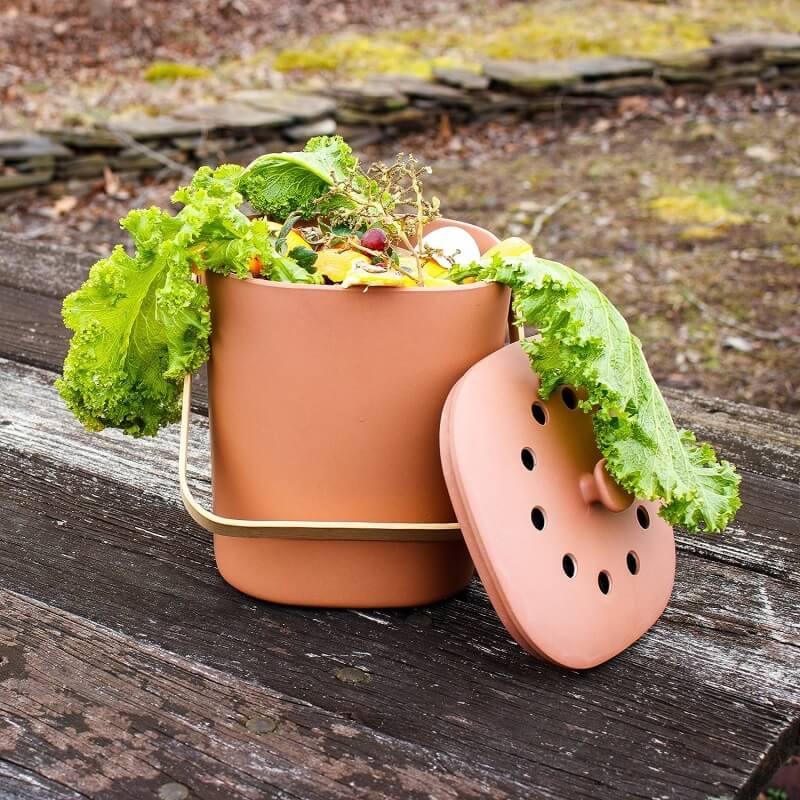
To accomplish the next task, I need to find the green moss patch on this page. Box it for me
[649,184,748,227]
[144,62,213,82]
[270,0,798,80]
[273,35,474,78]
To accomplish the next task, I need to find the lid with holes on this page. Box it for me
[440,342,675,669]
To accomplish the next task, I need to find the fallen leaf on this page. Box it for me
[591,118,612,134]
[618,95,650,117]
[52,195,78,216]
[103,166,121,197]
[438,112,453,145]
[680,225,726,241]
[689,122,718,141]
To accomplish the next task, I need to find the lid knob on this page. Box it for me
[579,458,634,512]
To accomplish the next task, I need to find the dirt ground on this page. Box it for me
[0,0,507,128]
[385,91,800,414]
[0,0,494,81]
[3,87,798,414]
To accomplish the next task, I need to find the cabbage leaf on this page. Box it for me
[237,135,359,220]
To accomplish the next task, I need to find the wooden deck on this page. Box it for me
[0,231,798,800]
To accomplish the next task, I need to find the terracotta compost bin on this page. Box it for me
[190,219,510,607]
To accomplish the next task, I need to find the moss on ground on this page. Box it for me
[273,36,471,78]
[8,0,797,129]
[649,183,749,238]
[271,0,800,79]
[143,61,213,82]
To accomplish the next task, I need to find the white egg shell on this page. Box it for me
[421,226,481,266]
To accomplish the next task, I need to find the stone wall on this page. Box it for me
[1,31,799,194]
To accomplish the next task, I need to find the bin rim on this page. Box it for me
[226,276,493,292]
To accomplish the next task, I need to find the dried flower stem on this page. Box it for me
[310,152,440,287]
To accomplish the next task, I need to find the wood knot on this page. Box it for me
[158,783,189,800]
[245,716,278,734]
[335,666,372,685]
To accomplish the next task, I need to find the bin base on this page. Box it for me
[214,536,475,608]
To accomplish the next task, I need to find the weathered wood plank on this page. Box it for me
[2,224,797,452]
[2,229,799,477]
[0,589,522,800]
[663,388,800,483]
[0,286,209,410]
[0,762,84,800]
[0,283,69,372]
[0,231,94,301]
[1,449,797,800]
[2,357,796,586]
[1,232,799,797]
[0,357,212,506]
[1,359,799,799]
[663,390,800,581]
[1,248,797,557]
[675,472,800,581]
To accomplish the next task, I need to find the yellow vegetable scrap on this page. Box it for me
[396,256,458,286]
[420,258,449,278]
[315,249,371,283]
[286,230,310,251]
[648,195,747,226]
[483,237,534,259]
[341,264,416,288]
[265,220,312,252]
[422,274,458,288]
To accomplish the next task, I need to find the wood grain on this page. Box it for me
[0,590,521,800]
[1,358,798,799]
[0,231,94,300]
[0,286,209,411]
[0,762,85,800]
[2,358,797,584]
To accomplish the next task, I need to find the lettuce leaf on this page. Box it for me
[57,164,299,436]
[57,227,209,436]
[460,253,741,533]
[237,135,359,220]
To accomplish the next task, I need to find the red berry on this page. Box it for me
[361,228,389,251]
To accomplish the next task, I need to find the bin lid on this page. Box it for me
[439,342,676,669]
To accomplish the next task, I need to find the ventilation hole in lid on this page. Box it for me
[521,447,536,471]
[562,553,577,578]
[530,506,546,531]
[636,506,650,529]
[598,570,611,594]
[627,551,640,575]
[531,402,547,425]
[561,386,578,410]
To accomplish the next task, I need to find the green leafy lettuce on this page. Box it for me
[237,135,359,220]
[58,164,319,437]
[453,253,741,533]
